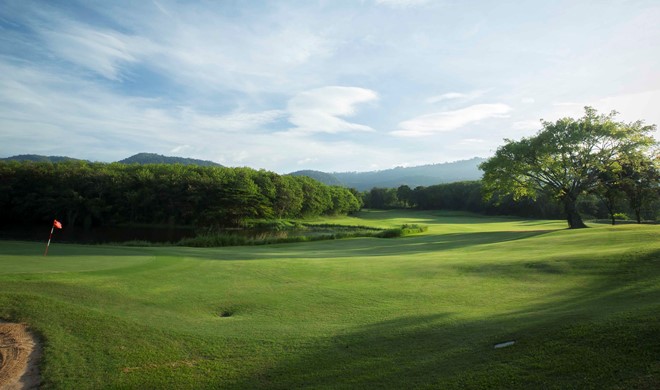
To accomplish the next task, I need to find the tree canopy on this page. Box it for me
[0,161,361,229]
[479,107,657,229]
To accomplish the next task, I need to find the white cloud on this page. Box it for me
[459,138,486,144]
[426,92,466,104]
[375,0,431,8]
[549,89,660,135]
[512,120,541,131]
[181,109,286,132]
[170,144,192,154]
[426,90,487,104]
[0,63,389,172]
[286,86,378,134]
[391,103,512,137]
[594,89,660,128]
[124,6,337,95]
[2,1,659,172]
[552,102,582,107]
[38,22,153,80]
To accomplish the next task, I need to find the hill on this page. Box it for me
[287,170,343,186]
[333,157,485,190]
[0,154,85,163]
[117,153,222,166]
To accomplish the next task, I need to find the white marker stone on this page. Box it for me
[494,341,515,349]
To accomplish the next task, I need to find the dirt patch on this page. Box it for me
[0,322,41,389]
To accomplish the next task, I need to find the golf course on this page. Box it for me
[1,210,658,389]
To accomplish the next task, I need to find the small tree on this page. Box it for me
[480,107,656,229]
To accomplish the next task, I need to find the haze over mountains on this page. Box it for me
[290,157,485,190]
[2,153,484,190]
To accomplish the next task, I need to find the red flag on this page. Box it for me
[53,219,63,229]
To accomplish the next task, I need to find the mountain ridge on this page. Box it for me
[2,153,484,189]
[117,152,223,166]
[290,157,485,190]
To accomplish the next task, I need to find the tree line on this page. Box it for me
[361,180,658,222]
[0,161,362,229]
[362,182,562,218]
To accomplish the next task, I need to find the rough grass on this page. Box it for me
[0,210,658,389]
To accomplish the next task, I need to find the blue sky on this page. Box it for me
[1,0,658,173]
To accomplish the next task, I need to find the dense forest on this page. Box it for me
[0,161,361,229]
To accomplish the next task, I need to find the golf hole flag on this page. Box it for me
[44,219,63,256]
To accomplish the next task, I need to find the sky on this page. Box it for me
[1,0,659,173]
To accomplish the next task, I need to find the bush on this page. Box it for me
[377,224,428,238]
[377,228,403,238]
[613,213,630,220]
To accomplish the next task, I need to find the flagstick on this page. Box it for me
[44,226,55,256]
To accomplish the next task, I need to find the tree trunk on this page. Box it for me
[563,196,587,229]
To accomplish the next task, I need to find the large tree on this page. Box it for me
[480,107,656,229]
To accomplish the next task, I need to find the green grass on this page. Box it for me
[0,210,658,389]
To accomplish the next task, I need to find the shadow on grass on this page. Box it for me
[178,230,556,261]
[320,210,564,227]
[0,229,556,260]
[233,250,660,389]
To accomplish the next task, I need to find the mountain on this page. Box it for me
[0,154,85,163]
[287,158,485,190]
[332,157,486,190]
[118,153,223,166]
[288,170,342,186]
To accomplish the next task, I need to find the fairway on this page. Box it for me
[1,211,659,389]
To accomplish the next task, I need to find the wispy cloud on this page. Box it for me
[426,90,487,104]
[426,92,467,103]
[38,23,151,80]
[374,0,431,8]
[391,103,512,137]
[109,4,338,95]
[512,120,541,131]
[1,1,658,172]
[180,109,286,132]
[285,86,378,134]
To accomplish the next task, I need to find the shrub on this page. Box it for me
[377,224,428,238]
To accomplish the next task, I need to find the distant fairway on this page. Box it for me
[1,211,658,389]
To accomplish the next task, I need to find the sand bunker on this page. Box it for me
[0,322,40,390]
